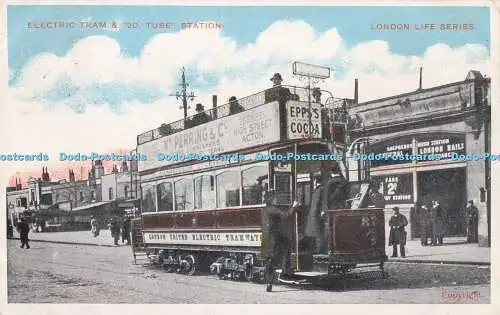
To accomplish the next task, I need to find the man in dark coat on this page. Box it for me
[265,73,292,137]
[261,190,301,292]
[326,163,348,210]
[109,216,121,246]
[388,207,408,257]
[228,96,245,115]
[466,200,479,243]
[191,103,210,127]
[17,217,30,249]
[431,200,444,246]
[419,204,432,246]
[121,216,131,245]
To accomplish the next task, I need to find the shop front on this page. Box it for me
[370,133,468,240]
[348,71,490,246]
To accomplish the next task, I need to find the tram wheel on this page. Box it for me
[183,255,197,276]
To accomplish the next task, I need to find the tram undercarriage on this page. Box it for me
[137,246,388,287]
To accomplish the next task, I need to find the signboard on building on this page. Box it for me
[137,102,281,172]
[143,231,261,247]
[372,173,413,204]
[415,134,466,159]
[370,133,466,167]
[286,101,322,140]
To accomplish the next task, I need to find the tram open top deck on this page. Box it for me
[136,85,352,174]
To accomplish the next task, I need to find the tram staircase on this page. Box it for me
[131,218,154,265]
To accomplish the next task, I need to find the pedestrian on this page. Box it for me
[121,216,131,245]
[261,190,302,292]
[419,203,431,246]
[109,216,120,246]
[466,200,479,243]
[431,200,444,246]
[388,207,407,258]
[17,217,30,249]
[90,216,99,237]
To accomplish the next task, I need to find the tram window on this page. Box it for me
[157,182,173,212]
[141,185,157,213]
[242,166,267,205]
[194,175,216,209]
[174,178,194,211]
[216,171,241,208]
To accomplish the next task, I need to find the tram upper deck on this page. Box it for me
[136,85,352,174]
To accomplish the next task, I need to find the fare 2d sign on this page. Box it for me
[286,101,322,140]
[372,173,414,204]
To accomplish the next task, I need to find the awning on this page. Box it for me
[71,201,114,212]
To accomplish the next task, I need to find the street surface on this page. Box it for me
[7,240,490,303]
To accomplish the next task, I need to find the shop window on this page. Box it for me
[174,178,194,211]
[216,170,241,208]
[157,182,173,212]
[242,165,268,206]
[194,175,216,209]
[41,194,53,205]
[141,184,157,213]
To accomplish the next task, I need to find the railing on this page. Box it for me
[137,85,351,145]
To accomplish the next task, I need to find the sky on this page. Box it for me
[3,5,492,184]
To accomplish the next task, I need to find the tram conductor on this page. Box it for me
[261,190,302,292]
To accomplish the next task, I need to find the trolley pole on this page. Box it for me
[291,61,331,272]
[293,142,299,271]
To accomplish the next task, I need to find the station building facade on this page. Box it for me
[347,70,491,247]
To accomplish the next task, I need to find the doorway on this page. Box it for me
[417,168,467,236]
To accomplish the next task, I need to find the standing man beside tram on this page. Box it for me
[388,207,408,258]
[261,190,302,292]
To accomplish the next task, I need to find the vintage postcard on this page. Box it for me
[0,0,497,313]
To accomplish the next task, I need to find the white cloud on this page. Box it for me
[5,20,491,177]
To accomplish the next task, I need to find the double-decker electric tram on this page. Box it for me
[131,78,388,283]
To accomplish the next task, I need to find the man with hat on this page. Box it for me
[388,207,408,258]
[265,73,293,138]
[265,73,292,103]
[17,217,31,249]
[191,103,210,127]
[466,200,479,243]
[326,162,348,210]
[314,162,348,253]
[261,189,302,292]
[228,96,245,115]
